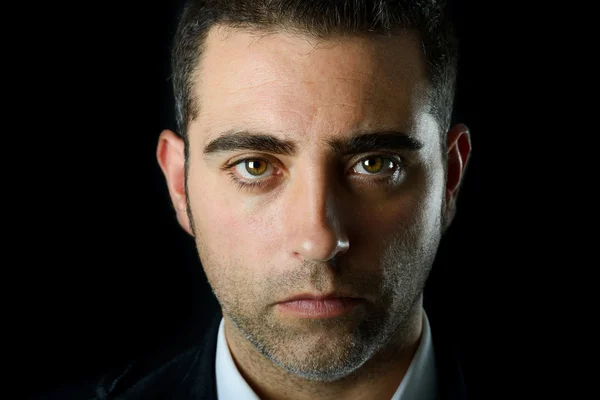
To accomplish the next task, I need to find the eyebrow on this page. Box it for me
[328,131,424,155]
[204,130,297,156]
[203,129,424,157]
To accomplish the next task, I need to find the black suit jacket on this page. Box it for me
[89,307,468,400]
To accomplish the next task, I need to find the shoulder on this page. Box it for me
[94,311,222,400]
[424,303,470,400]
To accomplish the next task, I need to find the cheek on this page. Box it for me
[362,175,440,228]
[352,197,421,244]
[188,169,282,265]
[349,172,444,254]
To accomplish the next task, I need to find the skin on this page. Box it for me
[157,25,471,400]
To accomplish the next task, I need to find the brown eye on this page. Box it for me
[354,156,395,175]
[233,159,273,179]
[245,160,268,176]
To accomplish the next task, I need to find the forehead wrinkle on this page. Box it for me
[224,79,282,95]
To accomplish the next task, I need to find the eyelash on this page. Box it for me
[224,155,405,192]
[226,169,272,191]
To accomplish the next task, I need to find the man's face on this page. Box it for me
[184,26,446,380]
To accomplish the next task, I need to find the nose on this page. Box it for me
[285,170,350,263]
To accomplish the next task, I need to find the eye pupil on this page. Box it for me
[246,160,267,176]
[362,157,384,173]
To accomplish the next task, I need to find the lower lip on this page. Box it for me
[277,298,364,319]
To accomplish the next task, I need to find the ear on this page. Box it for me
[156,129,194,236]
[444,123,472,230]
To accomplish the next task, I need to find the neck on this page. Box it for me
[223,300,424,400]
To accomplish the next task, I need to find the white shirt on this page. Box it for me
[215,311,437,400]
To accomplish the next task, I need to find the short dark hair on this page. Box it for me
[171,0,458,146]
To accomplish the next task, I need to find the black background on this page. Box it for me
[23,0,571,398]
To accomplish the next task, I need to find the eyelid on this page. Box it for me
[234,158,276,180]
[224,152,404,178]
[222,154,279,170]
[224,156,282,182]
[347,153,404,172]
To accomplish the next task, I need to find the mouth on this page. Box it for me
[277,294,365,319]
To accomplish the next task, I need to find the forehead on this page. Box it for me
[191,25,434,143]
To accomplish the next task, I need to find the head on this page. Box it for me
[157,0,471,383]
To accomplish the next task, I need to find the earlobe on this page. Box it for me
[156,129,194,236]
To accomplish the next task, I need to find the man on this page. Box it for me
[96,0,472,398]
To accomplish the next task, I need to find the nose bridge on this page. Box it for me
[286,164,349,262]
[304,165,333,222]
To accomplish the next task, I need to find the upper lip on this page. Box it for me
[278,293,362,303]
